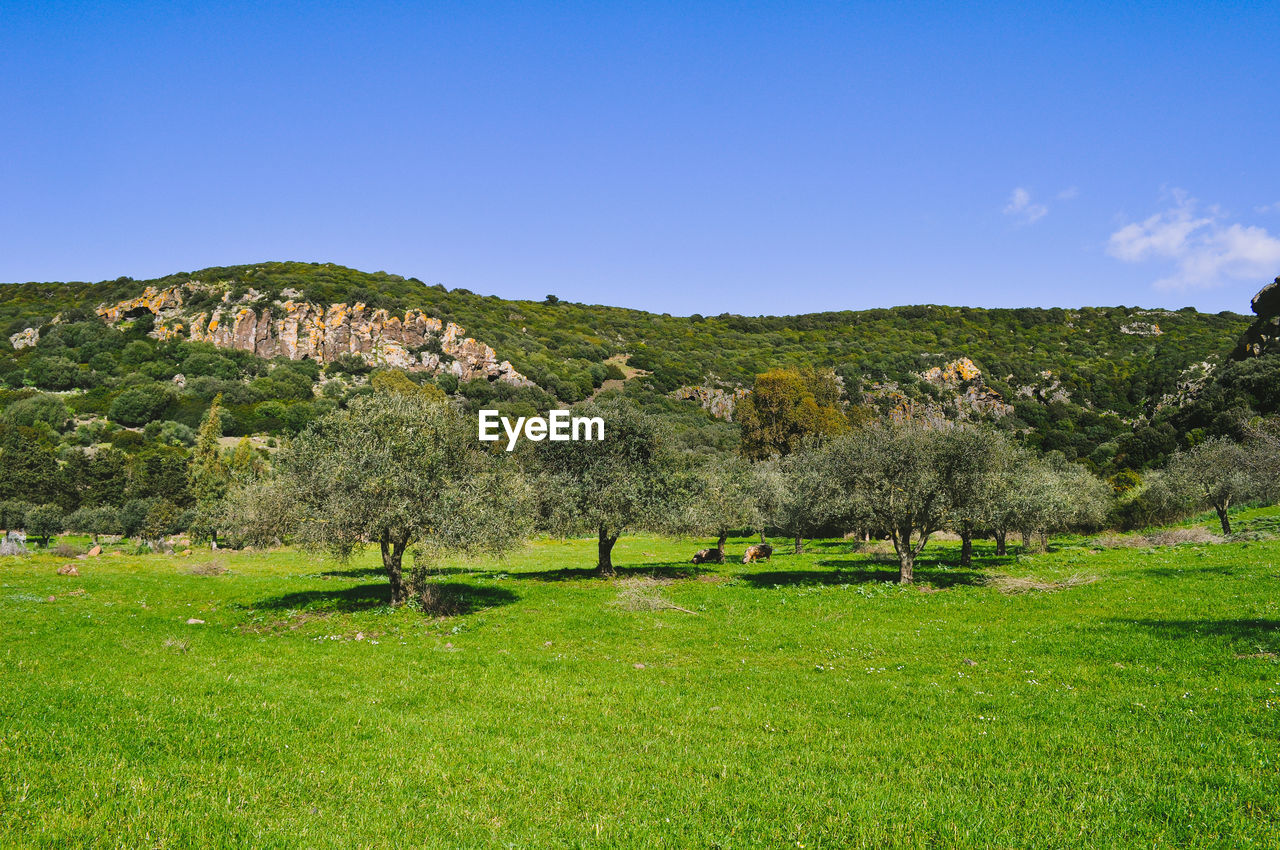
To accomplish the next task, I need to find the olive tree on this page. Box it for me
[1162,437,1266,535]
[65,505,122,543]
[532,398,686,575]
[679,455,760,556]
[24,503,65,548]
[818,422,951,584]
[753,450,843,554]
[275,393,530,605]
[934,426,1019,567]
[991,453,1109,551]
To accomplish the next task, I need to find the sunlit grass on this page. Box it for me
[2,511,1279,847]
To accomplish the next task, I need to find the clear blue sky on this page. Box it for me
[2,1,1278,315]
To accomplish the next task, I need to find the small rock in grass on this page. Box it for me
[633,663,646,669]
[186,618,205,625]
[87,545,102,557]
[355,632,364,641]
[57,565,79,576]
[963,658,978,666]
[46,595,56,602]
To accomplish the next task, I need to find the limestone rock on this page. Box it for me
[8,327,38,349]
[868,357,1012,425]
[87,545,102,557]
[56,564,79,576]
[671,385,751,420]
[98,287,535,388]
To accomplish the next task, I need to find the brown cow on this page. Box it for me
[741,543,773,564]
[690,548,724,565]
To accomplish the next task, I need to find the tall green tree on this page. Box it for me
[818,422,951,584]
[275,393,529,605]
[1162,437,1266,535]
[189,396,230,547]
[935,426,1019,567]
[533,398,686,575]
[736,368,849,461]
[680,455,759,557]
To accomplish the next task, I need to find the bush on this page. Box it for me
[3,394,71,431]
[108,384,172,427]
[24,503,65,546]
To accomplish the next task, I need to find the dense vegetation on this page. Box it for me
[0,262,1259,469]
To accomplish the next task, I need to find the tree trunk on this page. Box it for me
[1021,530,1032,551]
[994,530,1007,557]
[959,530,973,567]
[716,531,728,557]
[759,529,766,544]
[898,548,914,585]
[380,533,408,605]
[892,528,914,585]
[793,535,803,554]
[597,526,618,576]
[1216,503,1232,536]
[1038,531,1048,551]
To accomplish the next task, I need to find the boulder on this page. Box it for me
[1233,277,1280,359]
[56,565,79,576]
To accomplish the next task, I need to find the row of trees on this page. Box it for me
[214,391,1133,604]
[9,378,1274,600]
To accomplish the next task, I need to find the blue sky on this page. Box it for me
[2,1,1278,315]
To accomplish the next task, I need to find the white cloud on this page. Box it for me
[1004,187,1048,224]
[1107,191,1280,290]
[1257,201,1280,214]
[1056,186,1079,201]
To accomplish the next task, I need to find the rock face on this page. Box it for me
[1233,277,1280,359]
[1120,321,1162,336]
[97,285,534,387]
[8,328,38,349]
[869,357,1013,425]
[672,385,751,420]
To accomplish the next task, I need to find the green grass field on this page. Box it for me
[3,511,1280,848]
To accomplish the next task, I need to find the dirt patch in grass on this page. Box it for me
[985,573,1099,594]
[187,558,229,576]
[1092,528,1222,548]
[611,577,699,614]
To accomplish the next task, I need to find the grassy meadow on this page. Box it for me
[3,511,1280,847]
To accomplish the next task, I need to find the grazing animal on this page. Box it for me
[741,543,773,564]
[690,548,724,565]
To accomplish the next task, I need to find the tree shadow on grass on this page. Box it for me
[245,582,519,615]
[740,562,986,589]
[314,567,384,579]
[1131,564,1241,579]
[1119,618,1280,651]
[510,561,716,582]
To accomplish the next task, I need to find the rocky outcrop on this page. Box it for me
[8,328,38,349]
[1120,321,1162,336]
[672,385,751,420]
[869,357,1013,425]
[97,285,534,387]
[1233,277,1280,359]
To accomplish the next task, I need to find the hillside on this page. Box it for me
[0,261,1258,469]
